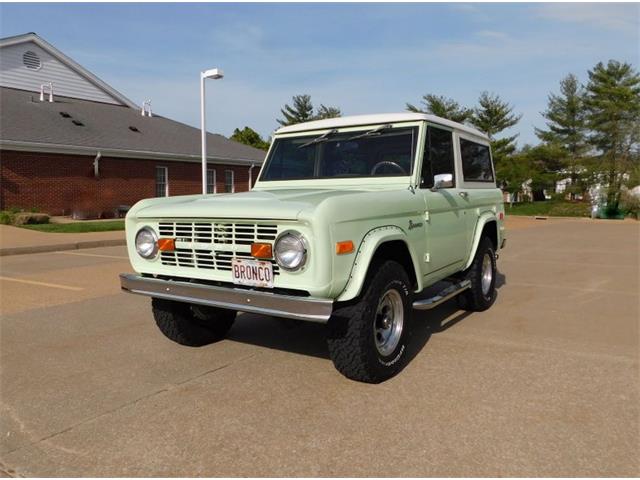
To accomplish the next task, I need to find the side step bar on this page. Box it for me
[412,280,471,310]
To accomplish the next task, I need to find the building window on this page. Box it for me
[207,169,216,194]
[225,170,234,193]
[155,166,168,197]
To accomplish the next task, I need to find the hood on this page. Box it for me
[135,189,365,220]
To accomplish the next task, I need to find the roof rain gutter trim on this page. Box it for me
[0,140,261,165]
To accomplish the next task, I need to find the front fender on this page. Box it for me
[464,212,501,270]
[336,226,422,302]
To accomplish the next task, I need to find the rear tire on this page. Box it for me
[458,236,497,312]
[327,261,413,383]
[152,299,236,346]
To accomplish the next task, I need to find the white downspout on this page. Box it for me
[248,164,255,190]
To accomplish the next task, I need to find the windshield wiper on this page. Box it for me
[298,129,338,149]
[347,124,393,141]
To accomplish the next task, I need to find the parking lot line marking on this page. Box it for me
[55,251,128,260]
[0,276,84,291]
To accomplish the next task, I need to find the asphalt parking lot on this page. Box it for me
[0,217,638,476]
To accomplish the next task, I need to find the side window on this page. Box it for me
[155,166,168,197]
[420,126,454,188]
[224,170,234,193]
[206,169,216,194]
[460,139,494,182]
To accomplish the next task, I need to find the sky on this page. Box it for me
[1,2,638,146]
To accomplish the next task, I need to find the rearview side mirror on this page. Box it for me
[431,173,453,191]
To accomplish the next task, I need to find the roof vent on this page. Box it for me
[129,126,140,132]
[59,112,72,118]
[40,82,53,102]
[23,51,41,70]
[141,100,152,117]
[72,120,84,126]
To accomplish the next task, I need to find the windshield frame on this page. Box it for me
[254,121,424,189]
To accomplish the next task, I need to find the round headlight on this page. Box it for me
[135,227,158,259]
[274,231,307,271]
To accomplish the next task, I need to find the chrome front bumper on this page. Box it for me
[119,273,333,323]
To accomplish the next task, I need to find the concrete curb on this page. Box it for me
[0,239,126,257]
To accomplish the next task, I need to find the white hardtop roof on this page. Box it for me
[275,112,489,140]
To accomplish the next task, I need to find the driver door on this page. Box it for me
[419,125,468,279]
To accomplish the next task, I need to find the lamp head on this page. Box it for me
[202,68,224,80]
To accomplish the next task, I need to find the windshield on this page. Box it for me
[260,126,418,181]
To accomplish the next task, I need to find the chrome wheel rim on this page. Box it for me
[374,289,404,356]
[481,253,493,296]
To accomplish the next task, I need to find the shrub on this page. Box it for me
[0,211,14,225]
[620,190,640,219]
[13,213,50,225]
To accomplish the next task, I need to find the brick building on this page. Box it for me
[0,33,265,217]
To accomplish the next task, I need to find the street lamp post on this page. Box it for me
[200,68,224,194]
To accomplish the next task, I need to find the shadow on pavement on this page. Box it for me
[227,271,507,364]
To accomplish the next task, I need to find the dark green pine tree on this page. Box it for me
[535,74,588,198]
[406,94,472,123]
[277,94,315,126]
[277,95,342,126]
[471,92,522,175]
[315,104,342,120]
[584,60,640,212]
[230,126,270,151]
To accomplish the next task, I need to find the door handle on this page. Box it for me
[459,191,469,199]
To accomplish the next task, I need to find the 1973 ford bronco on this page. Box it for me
[120,113,506,383]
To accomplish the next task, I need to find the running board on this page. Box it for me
[412,280,471,310]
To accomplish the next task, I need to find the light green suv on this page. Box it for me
[121,113,506,383]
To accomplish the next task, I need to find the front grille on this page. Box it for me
[157,221,280,275]
[158,221,278,245]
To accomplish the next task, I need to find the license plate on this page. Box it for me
[231,258,274,288]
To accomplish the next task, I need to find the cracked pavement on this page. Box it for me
[0,217,638,476]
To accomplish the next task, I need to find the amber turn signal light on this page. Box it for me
[157,238,175,252]
[251,242,273,259]
[336,240,354,255]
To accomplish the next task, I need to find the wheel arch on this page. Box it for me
[464,214,499,270]
[336,226,422,302]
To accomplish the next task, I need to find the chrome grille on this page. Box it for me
[157,221,280,275]
[158,221,277,245]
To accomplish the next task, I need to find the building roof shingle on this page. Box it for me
[0,87,265,164]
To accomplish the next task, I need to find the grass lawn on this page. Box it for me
[20,220,125,233]
[505,200,591,217]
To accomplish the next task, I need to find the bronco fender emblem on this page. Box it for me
[408,220,423,230]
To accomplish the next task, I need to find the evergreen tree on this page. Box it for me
[277,95,341,126]
[230,126,270,151]
[535,74,588,198]
[471,92,522,177]
[584,60,640,211]
[277,94,315,126]
[406,94,472,123]
[315,104,342,120]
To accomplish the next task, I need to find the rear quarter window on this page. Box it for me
[460,139,494,182]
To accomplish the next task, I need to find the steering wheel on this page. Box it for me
[370,161,407,175]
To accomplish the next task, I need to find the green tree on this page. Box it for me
[230,126,270,151]
[471,92,522,182]
[535,74,589,198]
[584,60,640,211]
[277,94,341,126]
[499,143,566,202]
[406,94,472,123]
[316,104,342,120]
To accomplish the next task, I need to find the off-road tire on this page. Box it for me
[327,260,413,383]
[458,236,497,312]
[152,298,236,347]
